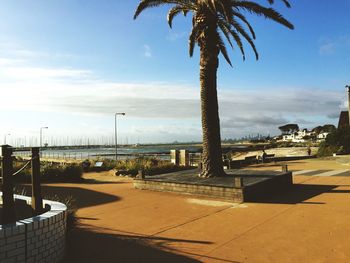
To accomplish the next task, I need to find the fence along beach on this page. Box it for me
[13,145,203,161]
[12,144,251,162]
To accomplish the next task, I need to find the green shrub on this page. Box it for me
[40,163,82,182]
[44,194,78,231]
[114,157,189,176]
[317,127,350,156]
[41,164,63,179]
[101,159,118,170]
[317,142,340,157]
[62,164,83,182]
[11,187,78,231]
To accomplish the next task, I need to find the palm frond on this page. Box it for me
[168,5,185,28]
[134,0,168,19]
[234,1,294,30]
[230,18,259,59]
[232,11,256,39]
[134,0,195,19]
[189,23,201,57]
[134,0,294,66]
[218,18,246,60]
[267,0,291,8]
[217,31,233,66]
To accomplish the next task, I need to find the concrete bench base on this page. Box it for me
[134,169,293,203]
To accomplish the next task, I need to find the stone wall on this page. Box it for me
[0,194,67,263]
[134,179,244,202]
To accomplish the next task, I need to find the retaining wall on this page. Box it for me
[134,179,244,202]
[0,193,67,263]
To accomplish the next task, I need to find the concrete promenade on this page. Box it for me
[57,157,350,262]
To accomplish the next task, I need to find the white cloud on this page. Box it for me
[319,42,336,55]
[2,67,92,79]
[0,67,343,139]
[0,42,345,141]
[0,57,25,66]
[319,35,350,55]
[143,44,152,58]
[166,31,187,42]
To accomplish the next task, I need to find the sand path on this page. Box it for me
[48,157,350,262]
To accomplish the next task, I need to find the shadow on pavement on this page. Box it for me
[16,185,120,209]
[78,179,128,185]
[64,226,202,263]
[247,184,350,204]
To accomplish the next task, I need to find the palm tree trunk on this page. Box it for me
[199,30,226,178]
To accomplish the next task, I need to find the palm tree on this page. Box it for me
[134,0,294,177]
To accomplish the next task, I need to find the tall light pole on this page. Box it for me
[40,127,48,149]
[346,85,350,126]
[4,133,10,145]
[115,113,125,161]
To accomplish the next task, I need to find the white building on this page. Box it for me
[282,129,315,143]
[317,132,329,141]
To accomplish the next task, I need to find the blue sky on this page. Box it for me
[0,0,350,145]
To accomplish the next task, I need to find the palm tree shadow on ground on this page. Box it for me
[64,226,205,263]
[246,183,350,204]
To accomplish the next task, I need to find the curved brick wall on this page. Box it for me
[0,193,67,263]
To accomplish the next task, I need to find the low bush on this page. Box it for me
[44,194,78,231]
[114,157,189,176]
[317,127,350,157]
[41,163,83,182]
[317,142,340,157]
[11,187,78,231]
[62,164,83,181]
[12,162,83,182]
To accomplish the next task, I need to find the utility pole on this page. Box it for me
[346,85,350,126]
[4,133,10,144]
[115,112,126,161]
[40,127,48,149]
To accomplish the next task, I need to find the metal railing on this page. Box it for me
[1,145,43,224]
[14,151,172,162]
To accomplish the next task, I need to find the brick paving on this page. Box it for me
[60,157,350,262]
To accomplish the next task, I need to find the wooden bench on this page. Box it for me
[244,155,257,164]
[257,153,275,163]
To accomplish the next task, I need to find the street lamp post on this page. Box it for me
[4,133,10,145]
[40,127,48,149]
[346,85,350,126]
[115,113,125,161]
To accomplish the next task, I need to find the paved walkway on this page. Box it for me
[52,157,350,262]
[293,169,350,176]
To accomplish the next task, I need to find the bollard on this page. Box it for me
[234,177,243,188]
[170,150,179,165]
[136,170,145,179]
[1,145,16,224]
[31,147,43,214]
[179,150,189,166]
[282,164,288,173]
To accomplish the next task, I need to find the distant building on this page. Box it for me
[317,132,329,141]
[282,129,314,143]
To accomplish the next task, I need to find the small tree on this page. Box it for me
[312,124,336,134]
[134,0,294,177]
[312,125,323,134]
[278,124,299,135]
[318,127,350,156]
[321,124,336,133]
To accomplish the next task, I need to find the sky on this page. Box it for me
[0,0,350,145]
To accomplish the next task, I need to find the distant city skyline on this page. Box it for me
[1,1,350,143]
